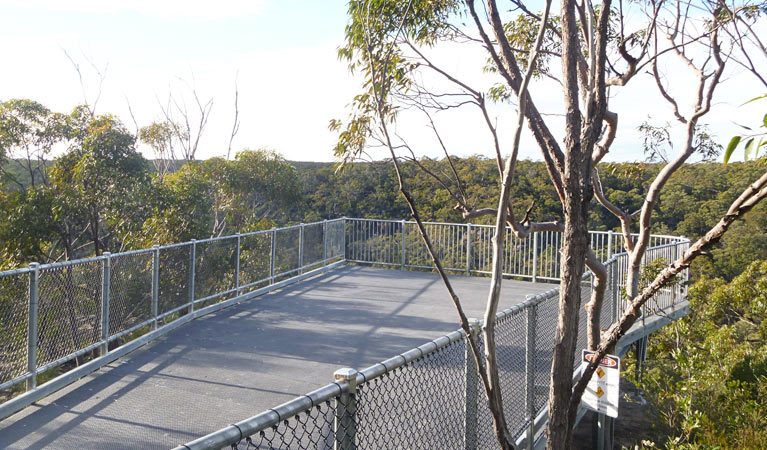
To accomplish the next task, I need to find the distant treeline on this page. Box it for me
[294,158,767,280]
[2,152,765,279]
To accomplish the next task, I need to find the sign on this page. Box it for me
[580,350,620,418]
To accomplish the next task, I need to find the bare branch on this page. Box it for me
[227,72,241,160]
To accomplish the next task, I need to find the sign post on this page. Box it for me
[580,350,620,418]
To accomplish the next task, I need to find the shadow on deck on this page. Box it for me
[0,265,551,450]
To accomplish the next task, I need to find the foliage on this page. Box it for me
[724,94,767,165]
[50,109,151,255]
[628,260,767,449]
[331,0,460,167]
[0,99,68,189]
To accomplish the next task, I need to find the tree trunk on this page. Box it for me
[546,194,590,449]
[547,0,594,446]
[585,252,607,350]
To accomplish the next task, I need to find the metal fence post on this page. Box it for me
[334,368,358,450]
[532,232,538,283]
[323,219,328,265]
[27,262,40,391]
[465,223,472,275]
[270,229,276,284]
[299,223,305,273]
[189,240,196,314]
[613,257,621,321]
[152,245,160,330]
[341,216,349,259]
[400,220,407,269]
[607,230,614,260]
[234,233,241,296]
[464,318,481,450]
[525,304,537,449]
[100,252,111,356]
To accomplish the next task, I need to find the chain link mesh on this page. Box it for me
[37,261,102,366]
[302,223,324,267]
[109,252,153,335]
[230,401,337,450]
[275,227,300,277]
[533,293,558,413]
[240,233,271,288]
[195,237,237,307]
[0,220,692,446]
[494,310,530,437]
[356,339,466,449]
[0,270,29,383]
[159,244,191,315]
[473,331,500,450]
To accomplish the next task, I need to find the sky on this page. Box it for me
[0,0,764,163]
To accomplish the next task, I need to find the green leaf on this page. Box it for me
[741,94,767,106]
[744,138,754,161]
[723,136,740,166]
[763,113,767,129]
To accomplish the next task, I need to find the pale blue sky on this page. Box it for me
[0,1,763,162]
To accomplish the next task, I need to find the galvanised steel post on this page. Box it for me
[334,367,358,450]
[400,220,406,269]
[524,303,537,449]
[464,318,481,450]
[189,240,196,314]
[298,224,305,274]
[465,223,472,275]
[100,252,111,356]
[270,229,276,284]
[26,263,40,391]
[342,217,348,261]
[235,234,241,295]
[607,230,613,260]
[152,245,160,330]
[532,232,539,283]
[615,257,623,320]
[323,219,328,265]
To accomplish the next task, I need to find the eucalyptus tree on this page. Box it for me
[51,106,151,258]
[0,99,68,189]
[138,148,301,245]
[333,0,767,448]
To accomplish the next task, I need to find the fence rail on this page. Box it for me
[0,217,688,449]
[175,218,689,450]
[0,219,345,406]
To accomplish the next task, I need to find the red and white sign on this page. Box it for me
[580,350,620,418]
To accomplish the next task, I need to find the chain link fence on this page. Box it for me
[0,219,345,407]
[0,269,29,386]
[0,217,688,449]
[179,221,690,450]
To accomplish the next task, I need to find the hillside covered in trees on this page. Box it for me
[2,100,766,447]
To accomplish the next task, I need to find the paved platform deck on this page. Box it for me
[0,265,551,450]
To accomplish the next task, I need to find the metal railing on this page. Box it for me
[345,218,684,282]
[0,219,346,419]
[176,219,690,450]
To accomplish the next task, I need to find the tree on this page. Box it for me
[137,148,301,245]
[333,1,767,448]
[50,106,151,257]
[0,99,68,189]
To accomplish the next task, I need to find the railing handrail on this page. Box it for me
[0,217,690,449]
[176,220,690,450]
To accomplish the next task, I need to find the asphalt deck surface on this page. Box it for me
[0,265,551,450]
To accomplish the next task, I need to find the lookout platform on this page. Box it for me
[0,265,550,450]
